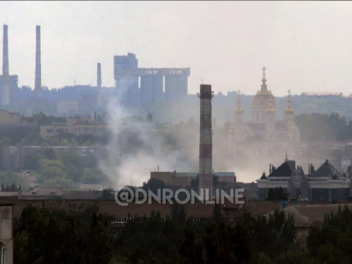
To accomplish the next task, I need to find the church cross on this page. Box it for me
[262,66,266,76]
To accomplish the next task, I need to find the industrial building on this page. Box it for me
[114,53,190,107]
[150,171,236,187]
[0,25,19,107]
[40,116,105,139]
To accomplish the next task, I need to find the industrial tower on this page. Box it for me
[2,24,10,106]
[34,25,41,97]
[198,84,214,200]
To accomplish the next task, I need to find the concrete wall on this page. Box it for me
[0,205,13,264]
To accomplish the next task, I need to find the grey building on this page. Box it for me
[113,53,190,107]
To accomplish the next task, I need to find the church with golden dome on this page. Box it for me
[229,67,300,143]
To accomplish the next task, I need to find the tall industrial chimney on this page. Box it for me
[2,24,10,106]
[34,25,41,97]
[198,84,214,200]
[97,63,101,89]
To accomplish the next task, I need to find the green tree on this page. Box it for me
[43,148,56,160]
[146,113,153,123]
[23,153,42,170]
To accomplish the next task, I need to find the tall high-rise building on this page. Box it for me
[114,53,139,106]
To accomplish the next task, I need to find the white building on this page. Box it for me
[257,159,352,202]
[57,100,79,115]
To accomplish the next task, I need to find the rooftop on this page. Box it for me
[310,159,343,178]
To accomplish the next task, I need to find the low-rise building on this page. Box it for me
[257,159,352,202]
[40,122,68,138]
[40,117,105,138]
[150,171,236,187]
[0,109,20,124]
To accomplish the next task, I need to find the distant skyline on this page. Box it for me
[1,1,352,96]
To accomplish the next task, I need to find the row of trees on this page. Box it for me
[295,112,352,141]
[25,151,107,189]
[0,171,26,190]
[14,203,352,264]
[13,203,296,264]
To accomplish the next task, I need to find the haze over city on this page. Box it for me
[1,1,352,96]
[3,2,352,264]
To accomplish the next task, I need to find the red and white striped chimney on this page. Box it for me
[198,84,214,199]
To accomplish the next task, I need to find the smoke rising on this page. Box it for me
[97,80,198,189]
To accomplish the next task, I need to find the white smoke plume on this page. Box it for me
[97,78,195,189]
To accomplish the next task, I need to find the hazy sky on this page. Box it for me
[1,1,352,96]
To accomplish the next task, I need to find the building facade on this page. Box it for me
[40,117,105,139]
[114,53,190,107]
[150,171,236,188]
[256,159,352,202]
[0,109,20,124]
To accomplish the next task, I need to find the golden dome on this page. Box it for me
[235,107,244,114]
[284,107,294,114]
[253,91,275,106]
[266,107,276,114]
[252,68,275,107]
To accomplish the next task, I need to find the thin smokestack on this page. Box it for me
[198,84,214,200]
[2,25,8,76]
[2,24,10,106]
[97,63,101,89]
[35,25,41,97]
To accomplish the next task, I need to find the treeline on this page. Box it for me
[13,203,352,264]
[295,112,352,141]
[26,150,108,189]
